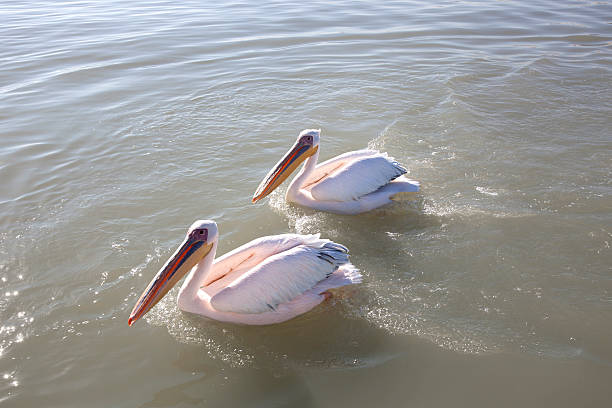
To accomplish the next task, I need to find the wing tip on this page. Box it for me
[392,161,408,175]
[317,243,350,269]
[322,241,349,253]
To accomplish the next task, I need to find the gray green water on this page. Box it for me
[1,1,611,406]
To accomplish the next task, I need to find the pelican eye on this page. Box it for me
[191,228,208,240]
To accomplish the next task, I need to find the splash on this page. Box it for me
[145,288,255,367]
[144,287,384,369]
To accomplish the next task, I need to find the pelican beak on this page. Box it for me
[128,233,213,326]
[252,140,318,202]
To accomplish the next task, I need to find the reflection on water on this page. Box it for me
[1,0,611,406]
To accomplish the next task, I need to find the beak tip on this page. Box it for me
[128,316,135,326]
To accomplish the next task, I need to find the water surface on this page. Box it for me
[1,1,611,407]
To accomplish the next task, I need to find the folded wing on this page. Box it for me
[210,239,353,314]
[308,150,407,202]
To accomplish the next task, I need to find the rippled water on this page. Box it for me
[1,1,611,406]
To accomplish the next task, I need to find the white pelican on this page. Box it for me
[128,220,361,326]
[252,129,420,214]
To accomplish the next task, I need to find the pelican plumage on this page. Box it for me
[128,220,361,326]
[252,129,420,214]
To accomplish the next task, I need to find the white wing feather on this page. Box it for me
[305,149,381,186]
[309,150,407,202]
[203,233,324,287]
[210,239,352,314]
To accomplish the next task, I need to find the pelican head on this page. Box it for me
[128,220,217,326]
[252,129,320,202]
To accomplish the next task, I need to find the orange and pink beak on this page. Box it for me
[128,229,213,326]
[252,138,318,202]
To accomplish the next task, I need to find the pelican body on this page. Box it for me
[252,129,420,214]
[128,220,361,326]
